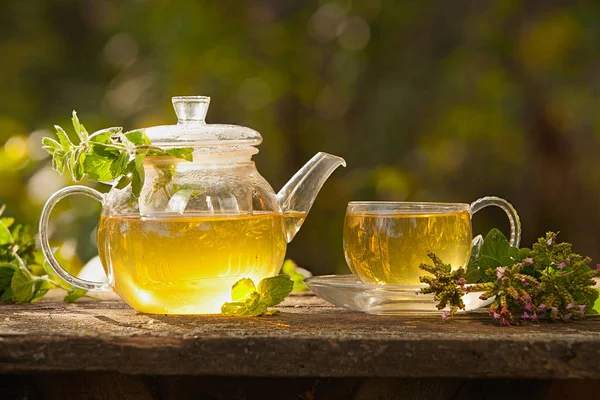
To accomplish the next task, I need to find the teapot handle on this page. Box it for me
[39,185,110,291]
[469,196,521,247]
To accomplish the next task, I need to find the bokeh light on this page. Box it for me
[1,0,600,276]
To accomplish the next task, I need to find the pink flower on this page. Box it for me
[556,262,566,269]
[441,311,451,320]
[525,302,532,311]
[522,312,530,320]
[524,257,534,265]
[492,311,501,320]
[578,305,586,314]
[596,264,600,270]
[538,304,547,312]
[521,279,528,285]
[566,303,574,310]
[551,307,558,313]
[496,267,506,279]
[455,278,466,285]
[564,313,572,321]
[531,313,538,321]
[547,237,554,245]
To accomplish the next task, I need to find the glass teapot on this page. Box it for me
[39,96,345,314]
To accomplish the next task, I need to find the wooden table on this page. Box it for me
[0,291,599,399]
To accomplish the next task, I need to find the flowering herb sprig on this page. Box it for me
[419,252,467,317]
[419,229,600,325]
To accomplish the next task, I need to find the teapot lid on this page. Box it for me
[142,96,262,147]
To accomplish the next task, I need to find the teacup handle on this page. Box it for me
[470,196,521,247]
[39,185,110,291]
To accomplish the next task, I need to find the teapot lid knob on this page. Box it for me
[172,96,210,123]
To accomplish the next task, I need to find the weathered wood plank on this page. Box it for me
[0,291,598,378]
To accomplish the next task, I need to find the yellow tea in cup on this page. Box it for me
[344,199,521,286]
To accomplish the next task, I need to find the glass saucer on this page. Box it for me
[304,275,493,315]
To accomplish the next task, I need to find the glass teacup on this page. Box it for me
[343,196,520,286]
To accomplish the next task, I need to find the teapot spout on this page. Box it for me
[277,152,346,242]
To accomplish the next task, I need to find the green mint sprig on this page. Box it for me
[419,229,600,325]
[42,111,194,197]
[0,206,87,304]
[221,275,294,316]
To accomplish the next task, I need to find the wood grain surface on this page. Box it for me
[0,291,598,378]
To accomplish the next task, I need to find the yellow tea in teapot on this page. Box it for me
[97,212,296,314]
[344,211,472,285]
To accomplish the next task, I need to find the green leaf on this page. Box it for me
[257,275,293,307]
[465,235,483,283]
[221,292,269,317]
[518,247,532,260]
[0,219,12,245]
[31,278,56,303]
[71,111,88,141]
[222,277,289,317]
[231,278,256,301]
[144,149,166,157]
[43,137,67,173]
[1,217,14,228]
[479,254,503,269]
[82,150,122,183]
[54,125,74,150]
[481,229,511,261]
[64,288,87,303]
[113,160,135,190]
[165,148,194,162]
[73,147,86,181]
[0,264,16,291]
[48,149,67,173]
[41,260,71,290]
[585,288,600,315]
[0,287,13,302]
[114,174,132,190]
[221,301,248,316]
[41,137,62,155]
[245,291,263,311]
[125,129,151,146]
[11,266,39,303]
[132,152,146,197]
[89,128,121,144]
[89,141,126,157]
[465,262,481,283]
[478,229,520,280]
[66,148,85,181]
[281,259,309,292]
[110,151,131,178]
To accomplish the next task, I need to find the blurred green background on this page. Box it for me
[1,0,600,275]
